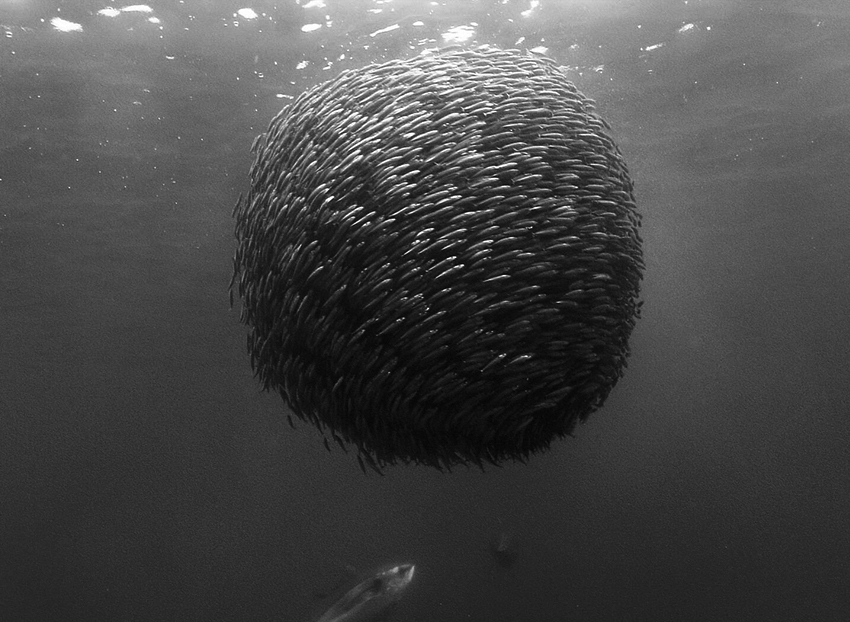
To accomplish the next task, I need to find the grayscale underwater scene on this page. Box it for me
[2,1,849,621]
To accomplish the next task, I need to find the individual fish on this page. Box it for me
[316,564,415,622]
[490,531,519,568]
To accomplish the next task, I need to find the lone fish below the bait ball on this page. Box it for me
[316,564,415,622]
[230,45,644,470]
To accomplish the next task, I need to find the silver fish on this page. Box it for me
[316,563,415,622]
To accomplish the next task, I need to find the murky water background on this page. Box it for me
[2,1,849,620]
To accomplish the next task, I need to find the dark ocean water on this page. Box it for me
[2,1,849,621]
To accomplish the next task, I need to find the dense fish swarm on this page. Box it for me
[231,46,644,470]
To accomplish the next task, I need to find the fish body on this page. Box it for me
[316,563,415,622]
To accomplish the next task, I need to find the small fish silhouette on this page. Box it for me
[490,531,518,568]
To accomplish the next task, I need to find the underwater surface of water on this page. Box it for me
[2,1,849,621]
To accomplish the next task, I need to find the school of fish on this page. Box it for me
[231,45,644,471]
